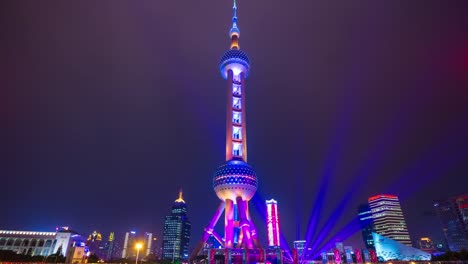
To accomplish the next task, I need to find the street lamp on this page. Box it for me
[135,243,143,264]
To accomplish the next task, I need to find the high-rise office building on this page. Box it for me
[358,203,375,249]
[105,232,115,261]
[368,194,412,246]
[162,191,191,261]
[86,231,104,259]
[121,231,152,259]
[266,199,281,248]
[121,231,136,259]
[434,194,468,252]
[86,232,116,261]
[110,239,122,260]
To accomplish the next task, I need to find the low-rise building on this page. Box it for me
[0,229,84,256]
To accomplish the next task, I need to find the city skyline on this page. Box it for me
[0,193,466,258]
[3,0,468,255]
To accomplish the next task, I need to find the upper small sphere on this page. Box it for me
[229,27,240,38]
[219,49,250,79]
[213,159,257,202]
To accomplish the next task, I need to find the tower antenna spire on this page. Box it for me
[175,189,185,203]
[229,0,240,49]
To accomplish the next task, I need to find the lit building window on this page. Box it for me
[233,111,241,124]
[233,127,242,140]
[233,98,241,109]
[233,85,241,96]
[233,143,242,156]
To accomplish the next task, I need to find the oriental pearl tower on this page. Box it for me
[192,0,260,257]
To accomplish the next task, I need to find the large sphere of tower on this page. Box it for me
[219,49,250,79]
[213,159,257,202]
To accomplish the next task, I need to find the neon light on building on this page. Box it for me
[368,194,412,247]
[266,199,280,247]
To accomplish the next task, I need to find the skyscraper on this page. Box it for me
[358,203,375,249]
[191,0,260,257]
[434,194,468,252]
[266,199,281,248]
[121,231,153,259]
[86,231,104,259]
[105,232,115,261]
[162,191,191,261]
[368,194,412,246]
[121,231,136,259]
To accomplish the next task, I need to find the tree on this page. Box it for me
[55,245,64,257]
[87,253,100,263]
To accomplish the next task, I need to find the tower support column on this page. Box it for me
[224,248,232,264]
[225,199,235,248]
[190,202,226,259]
[276,247,283,264]
[242,249,248,264]
[236,197,254,249]
[211,231,225,248]
[208,249,215,264]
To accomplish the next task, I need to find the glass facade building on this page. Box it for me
[162,191,191,261]
[368,194,412,246]
[372,233,430,261]
[121,231,153,259]
[358,203,375,249]
[434,194,468,252]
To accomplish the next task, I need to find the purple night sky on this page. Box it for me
[2,0,468,251]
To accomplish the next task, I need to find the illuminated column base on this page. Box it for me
[236,197,254,249]
[225,199,235,248]
[249,219,261,248]
[224,248,232,264]
[190,202,225,259]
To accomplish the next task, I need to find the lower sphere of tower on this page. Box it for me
[213,159,257,202]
